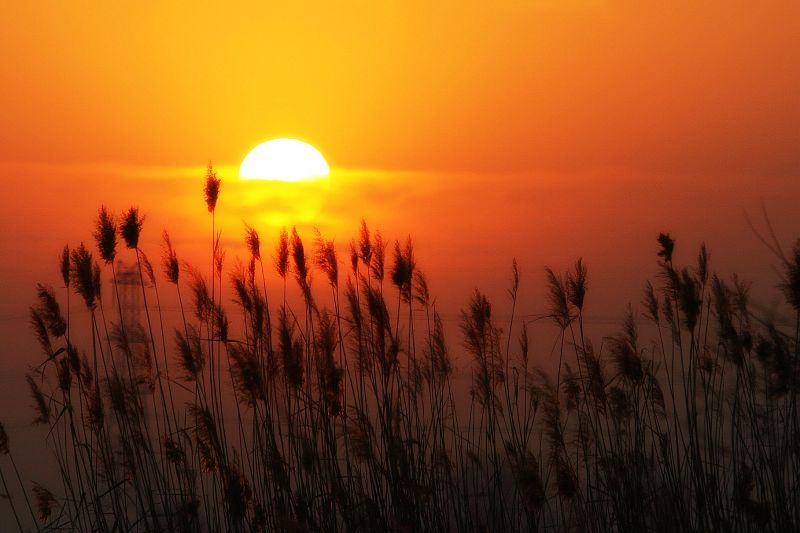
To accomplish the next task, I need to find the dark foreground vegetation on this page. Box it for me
[2,169,798,532]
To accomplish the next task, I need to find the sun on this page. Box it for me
[239,139,330,182]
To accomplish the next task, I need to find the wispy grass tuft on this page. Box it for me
[7,194,799,533]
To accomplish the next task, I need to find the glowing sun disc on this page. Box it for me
[240,139,330,182]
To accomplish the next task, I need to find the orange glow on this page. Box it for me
[0,9,797,514]
[0,1,797,327]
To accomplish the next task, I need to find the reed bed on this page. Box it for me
[2,169,798,532]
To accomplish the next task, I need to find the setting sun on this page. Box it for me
[239,138,330,182]
[1,3,798,531]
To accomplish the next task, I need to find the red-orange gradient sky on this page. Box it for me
[1,1,798,386]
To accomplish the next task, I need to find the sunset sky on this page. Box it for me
[1,2,798,434]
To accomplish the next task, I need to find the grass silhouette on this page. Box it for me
[1,171,798,532]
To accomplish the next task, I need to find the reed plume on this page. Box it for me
[278,307,303,389]
[657,232,675,264]
[35,284,66,338]
[230,261,252,313]
[567,258,588,312]
[175,326,205,381]
[507,447,545,513]
[370,231,386,282]
[204,162,221,213]
[677,268,701,331]
[317,311,342,416]
[358,220,372,264]
[275,227,289,279]
[643,280,660,323]
[15,206,800,532]
[782,239,800,312]
[32,482,56,522]
[86,382,104,431]
[245,223,261,260]
[59,245,70,288]
[190,404,224,469]
[229,343,265,406]
[349,240,359,273]
[120,207,144,249]
[29,308,53,358]
[140,250,156,286]
[70,243,98,309]
[291,227,311,301]
[162,230,180,284]
[607,308,644,384]
[426,311,451,379]
[391,237,415,302]
[314,231,338,288]
[545,267,573,329]
[94,206,118,263]
[188,270,212,322]
[0,422,8,455]
[27,375,50,425]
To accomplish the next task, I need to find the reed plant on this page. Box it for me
[2,174,798,532]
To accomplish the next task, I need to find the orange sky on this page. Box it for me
[1,1,798,368]
[1,2,799,473]
[1,2,797,175]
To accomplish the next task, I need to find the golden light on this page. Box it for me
[239,139,330,182]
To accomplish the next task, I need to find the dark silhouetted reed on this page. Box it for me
[4,186,798,533]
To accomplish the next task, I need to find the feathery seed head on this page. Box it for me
[413,270,430,307]
[567,258,588,312]
[140,251,156,286]
[214,303,228,342]
[71,243,98,308]
[162,231,180,284]
[275,227,289,278]
[86,383,104,431]
[370,231,386,282]
[643,281,660,323]
[32,483,57,522]
[188,270,212,322]
[175,326,205,380]
[608,308,644,384]
[214,233,226,276]
[204,162,221,212]
[545,267,573,329]
[27,375,50,424]
[229,344,265,406]
[657,233,675,264]
[230,263,252,312]
[0,422,8,455]
[697,243,709,285]
[314,230,339,288]
[507,447,545,512]
[59,245,70,288]
[678,267,701,331]
[30,308,53,358]
[278,307,303,389]
[554,453,577,499]
[391,237,415,303]
[508,258,520,301]
[244,223,261,260]
[94,206,118,263]
[782,239,800,312]
[291,227,312,300]
[56,358,71,392]
[164,437,185,464]
[92,262,102,303]
[120,207,144,249]
[349,240,359,273]
[358,220,372,264]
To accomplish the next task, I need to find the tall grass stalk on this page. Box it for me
[4,189,798,532]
